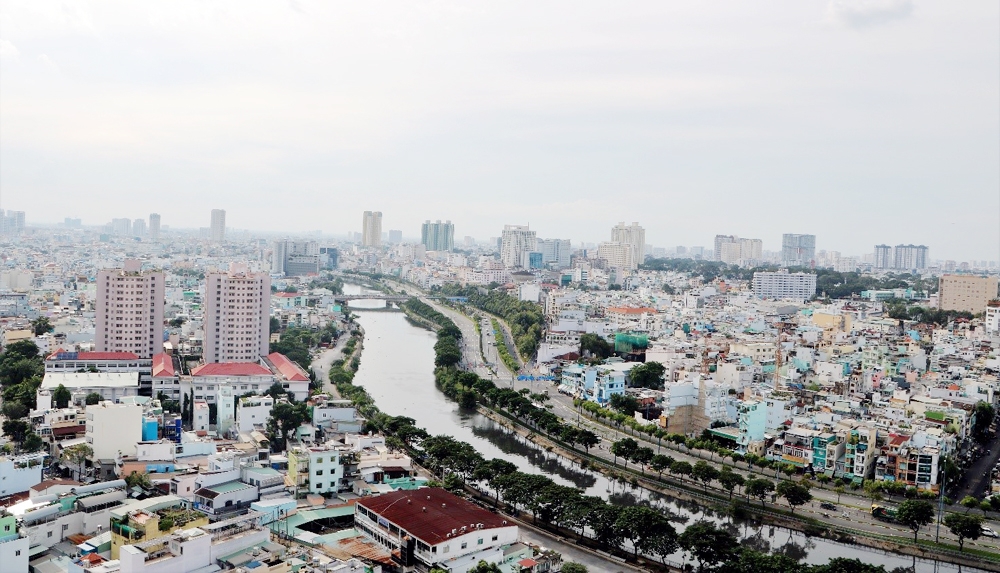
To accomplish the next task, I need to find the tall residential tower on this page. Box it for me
[421,220,455,251]
[362,211,383,247]
[203,263,271,363]
[210,209,226,242]
[95,259,164,359]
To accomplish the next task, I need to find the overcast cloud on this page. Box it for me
[1,1,997,260]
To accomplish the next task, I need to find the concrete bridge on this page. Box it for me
[333,294,411,302]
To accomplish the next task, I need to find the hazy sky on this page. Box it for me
[1,1,998,260]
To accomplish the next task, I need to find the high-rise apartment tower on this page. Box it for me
[421,220,455,252]
[95,259,164,359]
[149,213,161,240]
[362,211,383,247]
[781,234,816,267]
[203,263,271,363]
[210,209,226,242]
[611,222,645,268]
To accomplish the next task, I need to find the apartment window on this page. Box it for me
[316,457,323,463]
[315,470,323,475]
[460,542,467,550]
[492,535,498,541]
[477,538,483,545]
[315,483,323,489]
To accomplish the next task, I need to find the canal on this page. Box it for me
[344,286,975,571]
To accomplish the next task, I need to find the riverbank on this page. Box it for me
[475,404,1000,572]
[341,282,993,572]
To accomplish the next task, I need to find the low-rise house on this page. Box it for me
[355,488,521,573]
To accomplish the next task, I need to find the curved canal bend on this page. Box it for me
[344,287,973,572]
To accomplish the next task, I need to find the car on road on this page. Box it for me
[982,526,998,538]
[820,502,837,511]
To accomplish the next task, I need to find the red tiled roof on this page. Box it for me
[47,351,140,361]
[267,352,309,381]
[152,353,175,378]
[357,489,511,546]
[274,292,299,298]
[191,362,271,377]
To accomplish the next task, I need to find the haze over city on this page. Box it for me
[1,1,999,260]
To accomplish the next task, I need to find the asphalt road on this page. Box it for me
[951,428,1000,502]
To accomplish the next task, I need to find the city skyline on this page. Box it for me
[1,2,998,260]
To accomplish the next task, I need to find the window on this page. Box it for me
[316,457,323,463]
[460,542,467,550]
[492,535,498,541]
[477,538,483,545]
[48,531,53,538]
[315,483,323,489]
[443,546,450,554]
[316,470,323,475]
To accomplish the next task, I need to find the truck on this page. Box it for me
[871,504,897,522]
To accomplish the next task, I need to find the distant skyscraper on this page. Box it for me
[388,229,403,244]
[132,218,147,237]
[781,234,816,267]
[873,245,892,269]
[203,263,271,363]
[1,210,25,236]
[714,235,761,265]
[597,242,634,270]
[64,217,82,228]
[95,259,164,359]
[893,244,928,270]
[714,235,738,261]
[537,238,572,268]
[272,240,320,276]
[500,224,536,268]
[362,211,383,247]
[611,222,645,267]
[149,213,161,240]
[421,220,455,251]
[210,209,226,242]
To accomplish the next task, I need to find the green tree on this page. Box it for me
[746,478,775,507]
[62,443,93,480]
[895,499,935,542]
[971,401,995,442]
[960,495,980,513]
[632,446,654,473]
[1,401,28,420]
[85,392,102,405]
[610,437,638,468]
[52,384,72,408]
[264,381,293,401]
[679,520,737,572]
[691,460,720,491]
[718,469,745,499]
[943,513,982,551]
[2,419,29,445]
[650,454,674,479]
[265,401,309,451]
[834,485,845,503]
[628,361,665,389]
[31,317,53,336]
[809,558,889,573]
[608,393,640,415]
[560,564,588,573]
[670,460,693,480]
[22,431,45,453]
[579,333,613,359]
[776,480,812,513]
[615,505,675,559]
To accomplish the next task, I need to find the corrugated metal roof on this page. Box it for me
[357,489,511,546]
